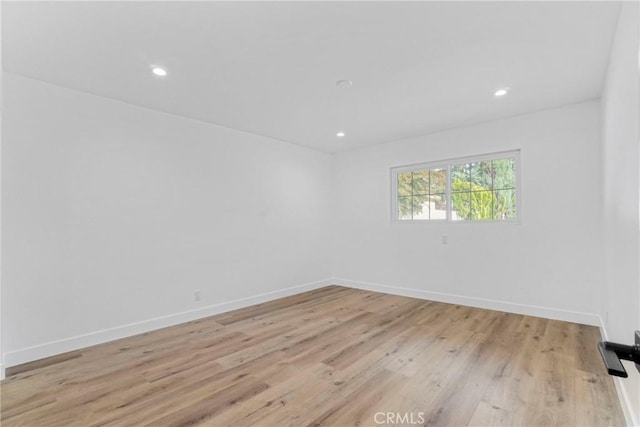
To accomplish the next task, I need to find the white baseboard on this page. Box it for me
[333,277,601,326]
[2,278,333,371]
[598,317,638,427]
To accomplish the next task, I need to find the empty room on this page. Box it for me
[1,1,639,426]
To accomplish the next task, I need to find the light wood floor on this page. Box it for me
[1,286,625,426]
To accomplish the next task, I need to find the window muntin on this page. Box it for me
[392,151,519,223]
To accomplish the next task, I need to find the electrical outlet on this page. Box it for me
[441,235,448,245]
[194,290,201,301]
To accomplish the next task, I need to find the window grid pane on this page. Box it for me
[492,158,516,190]
[431,193,447,220]
[397,172,412,197]
[451,191,471,220]
[397,196,412,220]
[411,170,429,196]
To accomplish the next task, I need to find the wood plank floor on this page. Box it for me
[1,286,625,426]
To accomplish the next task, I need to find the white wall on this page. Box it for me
[601,1,640,424]
[0,0,4,380]
[332,101,604,324]
[0,2,4,380]
[1,73,333,365]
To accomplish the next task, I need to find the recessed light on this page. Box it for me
[336,131,346,138]
[494,88,509,97]
[152,67,167,77]
[336,79,352,88]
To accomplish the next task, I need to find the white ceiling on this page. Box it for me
[3,1,621,153]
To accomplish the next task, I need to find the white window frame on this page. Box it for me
[391,150,521,224]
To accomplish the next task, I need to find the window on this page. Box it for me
[392,150,520,223]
